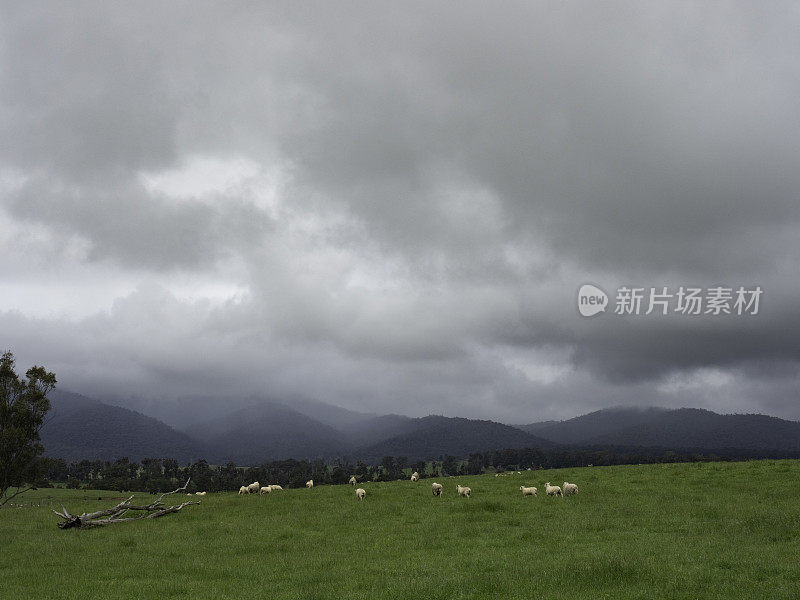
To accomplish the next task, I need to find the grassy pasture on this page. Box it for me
[2,460,799,599]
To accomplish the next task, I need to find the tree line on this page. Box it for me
[33,444,800,494]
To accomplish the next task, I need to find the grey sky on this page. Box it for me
[2,2,799,423]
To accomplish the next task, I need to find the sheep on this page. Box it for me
[306,479,314,488]
[563,482,579,496]
[247,481,260,494]
[431,482,443,496]
[355,487,366,500]
[349,476,357,486]
[195,491,207,496]
[520,485,538,497]
[260,486,272,495]
[456,484,471,498]
[238,486,249,495]
[410,471,419,482]
[270,485,283,491]
[545,482,562,497]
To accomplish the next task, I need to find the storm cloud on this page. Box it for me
[2,2,799,422]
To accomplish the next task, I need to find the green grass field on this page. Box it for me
[2,460,799,599]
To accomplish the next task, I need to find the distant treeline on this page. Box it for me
[36,446,800,493]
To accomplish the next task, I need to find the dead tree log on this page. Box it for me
[53,478,199,529]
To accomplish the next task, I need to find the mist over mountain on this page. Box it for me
[183,402,348,464]
[41,390,203,463]
[338,414,417,448]
[39,391,800,465]
[107,393,379,432]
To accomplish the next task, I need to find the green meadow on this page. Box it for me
[2,460,799,599]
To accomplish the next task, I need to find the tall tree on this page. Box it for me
[0,351,56,506]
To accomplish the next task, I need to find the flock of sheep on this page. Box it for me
[234,470,580,502]
[237,481,285,495]
[520,481,579,497]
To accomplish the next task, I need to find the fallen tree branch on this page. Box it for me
[53,478,199,529]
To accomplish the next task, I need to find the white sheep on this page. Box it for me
[520,486,537,497]
[195,491,207,496]
[456,484,471,498]
[410,471,419,482]
[306,479,314,488]
[247,481,260,494]
[349,476,357,486]
[355,487,366,500]
[545,482,562,497]
[270,485,283,491]
[238,486,249,495]
[431,482,443,496]
[563,482,578,496]
[260,486,271,495]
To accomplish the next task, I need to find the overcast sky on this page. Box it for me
[2,2,799,423]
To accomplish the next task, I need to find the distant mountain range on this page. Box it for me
[40,391,800,464]
[521,406,800,451]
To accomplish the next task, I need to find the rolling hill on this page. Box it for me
[583,408,800,451]
[521,406,670,444]
[525,406,800,452]
[40,390,203,462]
[353,415,557,462]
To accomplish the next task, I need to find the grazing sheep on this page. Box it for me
[410,471,419,482]
[247,481,260,494]
[456,484,471,498]
[520,486,538,497]
[306,480,314,488]
[195,491,207,496]
[270,485,283,491]
[563,482,579,496]
[431,482,443,496]
[238,486,249,495]
[260,486,272,495]
[355,488,366,500]
[545,482,562,497]
[349,476,357,486]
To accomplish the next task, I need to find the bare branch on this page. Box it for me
[0,485,35,507]
[153,478,192,505]
[54,479,199,529]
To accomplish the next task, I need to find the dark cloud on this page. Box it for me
[1,2,799,421]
